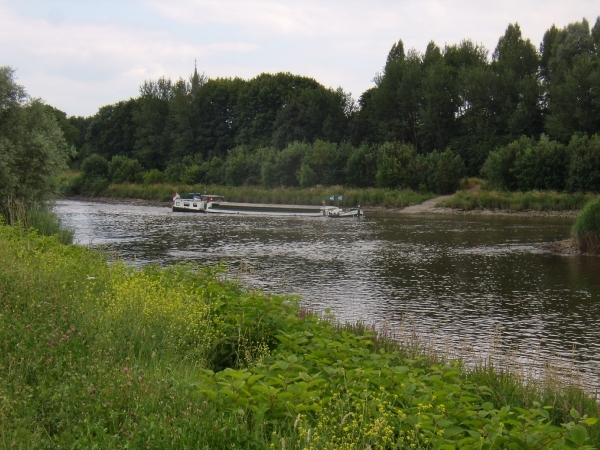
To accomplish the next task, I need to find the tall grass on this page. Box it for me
[102,183,435,208]
[440,189,595,212]
[3,200,74,244]
[572,195,600,254]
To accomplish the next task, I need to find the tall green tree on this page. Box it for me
[370,42,423,146]
[491,23,543,140]
[85,99,138,161]
[418,42,458,153]
[133,77,173,169]
[0,66,73,214]
[543,18,600,141]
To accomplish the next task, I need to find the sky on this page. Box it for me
[1,0,599,117]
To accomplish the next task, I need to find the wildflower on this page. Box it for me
[340,412,353,425]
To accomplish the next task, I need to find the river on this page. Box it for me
[55,200,600,390]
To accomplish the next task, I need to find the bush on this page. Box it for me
[480,136,531,190]
[375,142,417,189]
[79,154,110,195]
[567,134,600,193]
[375,144,464,194]
[572,195,600,253]
[513,135,568,191]
[142,168,166,185]
[423,149,465,194]
[108,155,143,184]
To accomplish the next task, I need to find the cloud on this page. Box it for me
[0,3,259,114]
[1,0,598,116]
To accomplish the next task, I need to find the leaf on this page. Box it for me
[232,380,245,390]
[586,417,598,426]
[247,374,265,385]
[436,419,454,428]
[444,426,465,437]
[443,370,460,378]
[298,372,311,382]
[570,408,581,420]
[569,425,588,446]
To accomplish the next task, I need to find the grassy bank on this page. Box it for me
[439,189,596,212]
[572,195,600,254]
[66,180,436,208]
[2,201,74,245]
[1,224,599,449]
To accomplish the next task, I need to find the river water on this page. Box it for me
[55,200,600,389]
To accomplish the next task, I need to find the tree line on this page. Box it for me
[64,16,600,193]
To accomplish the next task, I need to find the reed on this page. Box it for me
[3,199,74,244]
[103,182,435,208]
[440,189,595,211]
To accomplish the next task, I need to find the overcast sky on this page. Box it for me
[1,0,598,117]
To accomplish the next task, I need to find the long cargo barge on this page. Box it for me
[172,193,363,217]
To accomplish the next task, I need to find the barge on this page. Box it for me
[172,193,363,217]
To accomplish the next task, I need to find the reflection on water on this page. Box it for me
[55,200,600,385]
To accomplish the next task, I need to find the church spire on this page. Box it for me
[191,58,200,92]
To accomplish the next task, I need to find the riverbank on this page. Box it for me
[437,189,595,215]
[60,193,583,218]
[1,222,599,448]
[101,183,437,209]
[59,181,597,217]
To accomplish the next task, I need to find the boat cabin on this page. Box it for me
[172,194,225,212]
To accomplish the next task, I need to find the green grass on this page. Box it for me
[92,182,436,208]
[572,195,600,254]
[439,189,596,212]
[2,201,74,244]
[1,223,599,449]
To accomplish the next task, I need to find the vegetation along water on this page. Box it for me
[3,12,600,449]
[2,222,600,449]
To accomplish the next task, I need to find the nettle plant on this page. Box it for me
[199,321,597,449]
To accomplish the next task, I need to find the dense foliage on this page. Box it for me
[572,195,600,253]
[0,67,74,218]
[65,17,600,195]
[481,134,600,193]
[1,224,598,449]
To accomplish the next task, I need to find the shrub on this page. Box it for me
[80,153,109,179]
[513,135,568,191]
[572,195,600,253]
[108,155,143,184]
[375,142,417,189]
[567,134,600,193]
[423,149,465,194]
[142,168,166,185]
[480,136,532,190]
[79,154,110,195]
